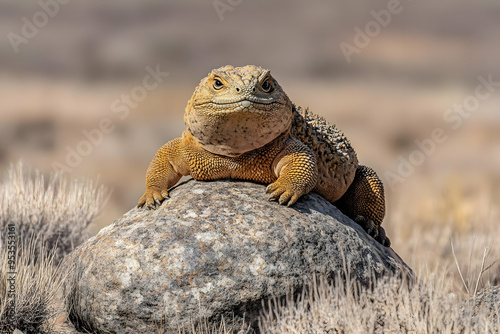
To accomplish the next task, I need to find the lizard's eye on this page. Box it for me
[213,79,224,90]
[261,79,273,93]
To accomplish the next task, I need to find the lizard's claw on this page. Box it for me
[138,188,169,210]
[354,215,391,247]
[266,181,303,207]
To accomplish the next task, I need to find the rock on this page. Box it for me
[467,286,500,325]
[63,179,413,334]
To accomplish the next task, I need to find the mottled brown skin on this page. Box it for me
[138,65,390,246]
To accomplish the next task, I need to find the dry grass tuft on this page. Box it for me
[0,237,66,334]
[0,162,108,264]
[0,162,107,333]
[258,272,499,334]
[170,316,251,334]
[389,174,500,295]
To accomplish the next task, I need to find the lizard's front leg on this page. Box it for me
[266,138,318,206]
[138,138,189,209]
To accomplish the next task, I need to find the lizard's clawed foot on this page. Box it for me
[138,188,169,210]
[266,180,304,207]
[354,215,391,247]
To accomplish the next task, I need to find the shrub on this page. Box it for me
[0,162,107,333]
[0,162,108,264]
[0,238,65,334]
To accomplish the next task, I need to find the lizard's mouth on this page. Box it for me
[186,95,293,156]
[195,99,284,113]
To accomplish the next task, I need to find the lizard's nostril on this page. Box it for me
[253,88,255,92]
[236,88,240,92]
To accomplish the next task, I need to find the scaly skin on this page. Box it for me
[138,65,390,246]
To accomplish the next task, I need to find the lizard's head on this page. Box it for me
[184,65,292,156]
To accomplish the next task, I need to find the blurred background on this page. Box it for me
[0,0,499,284]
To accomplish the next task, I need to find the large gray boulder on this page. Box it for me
[64,179,413,333]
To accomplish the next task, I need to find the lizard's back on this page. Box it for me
[292,105,386,235]
[291,105,358,202]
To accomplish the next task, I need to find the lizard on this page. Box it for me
[138,65,390,246]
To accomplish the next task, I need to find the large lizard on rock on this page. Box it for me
[138,65,390,246]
